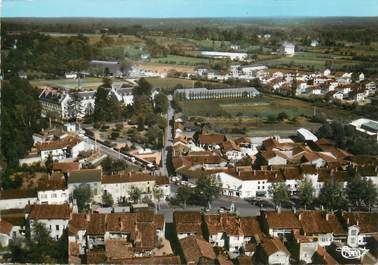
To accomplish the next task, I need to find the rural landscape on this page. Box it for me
[1,1,378,265]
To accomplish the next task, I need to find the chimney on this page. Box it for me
[325,213,329,221]
[298,213,302,220]
[277,205,281,214]
[292,206,297,214]
[86,213,91,222]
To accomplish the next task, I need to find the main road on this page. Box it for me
[159,94,174,176]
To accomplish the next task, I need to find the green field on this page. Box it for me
[30,77,125,90]
[145,77,223,92]
[179,95,356,120]
[151,54,217,66]
[259,52,363,70]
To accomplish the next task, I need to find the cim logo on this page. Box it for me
[336,246,369,260]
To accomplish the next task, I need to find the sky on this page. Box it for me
[2,0,378,18]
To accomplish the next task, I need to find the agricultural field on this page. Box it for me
[151,54,218,66]
[180,95,353,136]
[258,51,363,71]
[30,77,125,90]
[179,94,355,120]
[177,94,357,136]
[145,77,222,92]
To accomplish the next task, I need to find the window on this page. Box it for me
[258,186,260,190]
[262,186,265,189]
[258,181,260,184]
[51,193,57,198]
[56,225,60,230]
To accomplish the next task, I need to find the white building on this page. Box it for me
[101,172,156,204]
[68,169,103,203]
[201,51,249,61]
[28,204,71,240]
[108,86,134,106]
[297,128,318,142]
[0,189,38,210]
[283,42,295,56]
[37,178,69,205]
[349,118,378,142]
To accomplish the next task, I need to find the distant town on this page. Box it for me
[1,16,378,265]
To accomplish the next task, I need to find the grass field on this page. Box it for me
[30,77,125,90]
[258,51,363,70]
[179,95,356,120]
[145,77,223,92]
[151,54,217,66]
[178,95,357,137]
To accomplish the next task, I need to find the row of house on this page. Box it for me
[0,166,171,211]
[172,210,378,264]
[174,87,261,101]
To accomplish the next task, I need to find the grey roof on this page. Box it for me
[362,121,378,132]
[68,169,102,184]
[174,87,260,96]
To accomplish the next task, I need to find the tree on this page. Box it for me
[93,85,110,122]
[298,179,315,210]
[73,184,92,212]
[195,175,222,208]
[133,78,152,97]
[153,186,163,211]
[363,179,378,211]
[319,180,346,211]
[129,186,142,203]
[67,91,81,121]
[176,185,193,208]
[9,221,67,263]
[102,192,114,207]
[347,177,378,210]
[1,78,45,169]
[45,153,53,174]
[269,183,290,209]
[154,93,169,114]
[277,112,289,121]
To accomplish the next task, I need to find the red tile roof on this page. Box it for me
[264,211,302,230]
[0,219,13,235]
[29,203,71,220]
[101,172,155,184]
[180,236,216,264]
[199,134,226,145]
[262,237,290,256]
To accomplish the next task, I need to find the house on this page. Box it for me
[263,211,302,237]
[283,42,295,56]
[37,176,69,204]
[204,214,262,258]
[198,134,227,149]
[28,203,71,240]
[0,189,38,210]
[173,211,202,239]
[179,236,217,265]
[69,211,166,260]
[297,211,345,245]
[65,72,77,79]
[0,208,27,244]
[259,237,290,265]
[155,176,171,200]
[68,169,102,203]
[215,170,282,198]
[0,219,15,247]
[36,136,89,161]
[341,212,378,246]
[256,150,288,166]
[311,40,320,47]
[101,172,156,204]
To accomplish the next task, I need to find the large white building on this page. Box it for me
[349,118,378,142]
[175,87,260,100]
[201,51,249,61]
[283,42,295,56]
